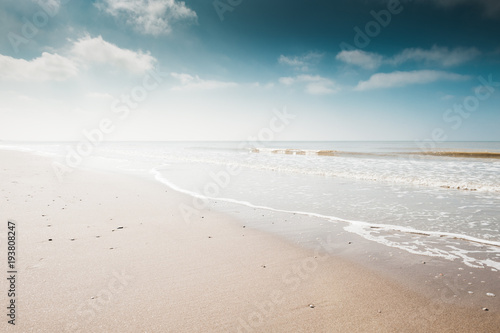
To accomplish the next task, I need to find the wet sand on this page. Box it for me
[1,150,499,332]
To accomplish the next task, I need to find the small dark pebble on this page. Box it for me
[116,226,124,230]
[48,239,53,241]
[208,236,212,238]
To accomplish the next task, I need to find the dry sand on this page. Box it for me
[1,150,499,332]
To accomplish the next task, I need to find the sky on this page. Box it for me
[0,0,499,141]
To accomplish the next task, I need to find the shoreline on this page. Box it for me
[201,196,500,312]
[1,149,499,332]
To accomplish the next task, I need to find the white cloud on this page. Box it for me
[306,82,337,95]
[251,82,275,89]
[390,46,481,67]
[71,35,156,74]
[279,77,296,85]
[0,35,158,82]
[279,75,340,95]
[0,52,78,82]
[336,50,383,70]
[96,0,197,35]
[171,73,238,91]
[335,46,480,69]
[278,52,324,71]
[354,70,469,91]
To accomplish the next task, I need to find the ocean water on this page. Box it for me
[2,141,500,269]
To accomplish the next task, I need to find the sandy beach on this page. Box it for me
[2,0,499,331]
[1,149,499,332]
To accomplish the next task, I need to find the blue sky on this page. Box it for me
[0,0,499,141]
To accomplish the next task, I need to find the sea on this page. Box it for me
[2,141,500,270]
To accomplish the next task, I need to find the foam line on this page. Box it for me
[150,166,500,248]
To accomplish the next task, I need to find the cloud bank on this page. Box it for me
[336,46,480,70]
[354,70,470,91]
